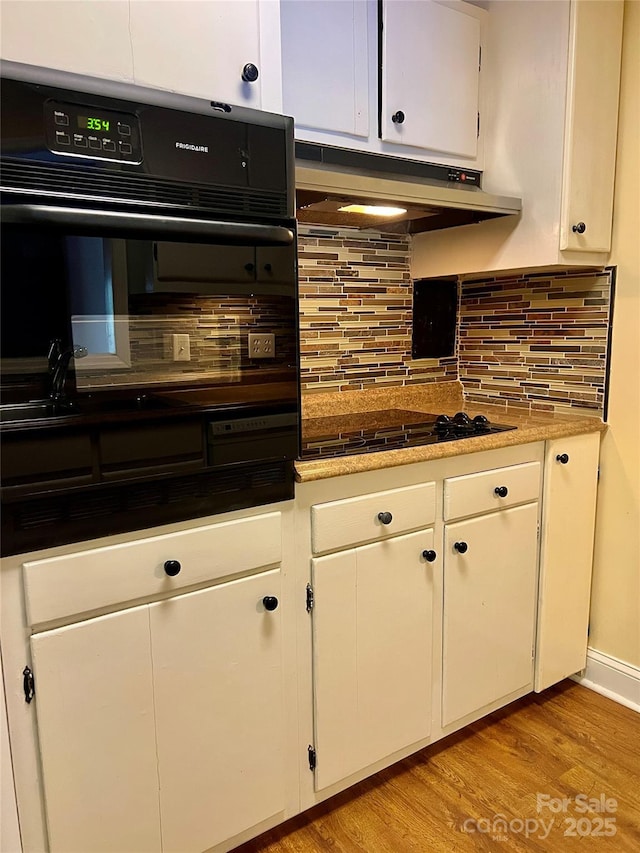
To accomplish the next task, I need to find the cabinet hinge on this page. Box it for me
[597,467,601,481]
[479,45,482,72]
[306,583,314,613]
[308,745,317,771]
[23,666,35,704]
[477,112,480,138]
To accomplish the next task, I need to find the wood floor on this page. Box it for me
[235,681,640,852]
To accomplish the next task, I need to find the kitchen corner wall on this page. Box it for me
[297,225,456,393]
[299,224,613,417]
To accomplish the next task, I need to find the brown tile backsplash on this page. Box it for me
[459,270,613,414]
[298,225,456,394]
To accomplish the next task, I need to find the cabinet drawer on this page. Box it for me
[311,482,436,555]
[23,511,282,627]
[444,462,541,521]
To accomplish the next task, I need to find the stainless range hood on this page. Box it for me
[295,144,522,235]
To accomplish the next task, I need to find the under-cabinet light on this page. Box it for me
[338,204,408,217]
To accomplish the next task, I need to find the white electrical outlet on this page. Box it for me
[248,332,276,359]
[172,333,191,362]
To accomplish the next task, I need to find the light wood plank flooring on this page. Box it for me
[235,681,640,852]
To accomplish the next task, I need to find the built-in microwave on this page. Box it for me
[0,61,300,555]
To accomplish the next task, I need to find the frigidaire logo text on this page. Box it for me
[175,142,209,153]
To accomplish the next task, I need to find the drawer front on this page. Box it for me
[23,511,282,627]
[444,462,541,521]
[311,482,436,555]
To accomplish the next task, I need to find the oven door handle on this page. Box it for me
[1,204,295,246]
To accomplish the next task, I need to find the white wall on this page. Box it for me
[589,0,640,669]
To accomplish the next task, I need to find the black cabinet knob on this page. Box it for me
[494,485,509,498]
[454,541,468,554]
[572,222,586,234]
[422,549,437,562]
[242,63,259,83]
[244,262,255,273]
[556,453,569,464]
[391,110,405,124]
[378,511,393,525]
[264,262,272,273]
[164,560,181,577]
[262,596,279,611]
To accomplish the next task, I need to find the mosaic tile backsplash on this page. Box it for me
[298,225,456,393]
[459,270,613,413]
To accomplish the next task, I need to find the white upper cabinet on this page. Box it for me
[0,0,135,82]
[381,0,481,159]
[411,0,624,277]
[129,0,281,111]
[280,0,486,169]
[0,1,283,113]
[559,0,624,253]
[281,0,369,136]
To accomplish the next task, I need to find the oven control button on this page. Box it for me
[73,135,88,148]
[88,138,101,150]
[54,112,69,126]
[118,123,131,136]
[119,141,132,155]
[55,131,70,146]
[435,414,451,426]
[103,140,116,153]
[473,414,489,426]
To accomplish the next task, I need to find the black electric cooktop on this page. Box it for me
[300,409,516,460]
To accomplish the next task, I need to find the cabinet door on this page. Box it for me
[535,433,600,691]
[130,0,263,107]
[443,503,538,726]
[30,607,161,853]
[150,570,285,853]
[311,529,434,790]
[560,0,624,252]
[381,0,480,158]
[280,0,369,137]
[0,1,134,81]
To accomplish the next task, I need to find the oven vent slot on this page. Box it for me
[3,462,293,555]
[0,160,288,219]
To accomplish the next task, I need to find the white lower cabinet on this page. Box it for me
[30,606,161,853]
[311,529,434,790]
[30,571,285,853]
[442,503,539,726]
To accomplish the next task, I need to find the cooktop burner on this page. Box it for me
[300,409,516,460]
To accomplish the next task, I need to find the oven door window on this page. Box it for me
[0,229,130,382]
[1,227,297,396]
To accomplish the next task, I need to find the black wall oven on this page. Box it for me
[0,61,300,555]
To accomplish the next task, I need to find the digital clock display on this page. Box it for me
[78,116,110,132]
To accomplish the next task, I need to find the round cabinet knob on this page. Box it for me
[378,511,393,525]
[391,110,405,124]
[572,222,586,234]
[164,560,181,577]
[454,541,468,554]
[264,262,272,273]
[494,485,509,498]
[556,453,570,464]
[242,63,259,83]
[262,596,279,611]
[422,549,437,563]
[244,262,255,273]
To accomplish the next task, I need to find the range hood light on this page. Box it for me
[338,203,408,217]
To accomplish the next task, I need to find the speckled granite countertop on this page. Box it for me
[295,382,605,482]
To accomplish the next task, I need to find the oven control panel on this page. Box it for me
[44,100,142,163]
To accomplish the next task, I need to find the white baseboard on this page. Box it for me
[572,648,640,713]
